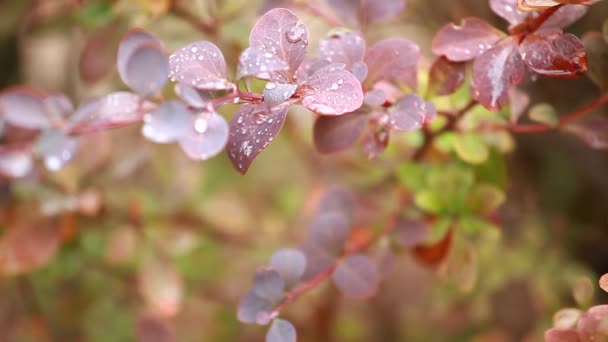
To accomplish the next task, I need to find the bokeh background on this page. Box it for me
[0,0,607,341]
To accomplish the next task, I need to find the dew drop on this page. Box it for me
[285,25,306,44]
[265,82,277,90]
[194,117,208,133]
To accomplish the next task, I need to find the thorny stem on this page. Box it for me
[482,93,608,134]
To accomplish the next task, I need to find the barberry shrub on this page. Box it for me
[0,0,607,340]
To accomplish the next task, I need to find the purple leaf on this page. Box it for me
[142,101,191,143]
[364,38,420,90]
[332,254,379,298]
[0,149,33,178]
[566,118,608,150]
[299,64,363,115]
[364,89,387,107]
[428,56,467,96]
[169,41,233,90]
[266,319,296,342]
[432,18,506,62]
[263,82,297,107]
[174,84,207,108]
[249,8,308,79]
[325,0,360,26]
[117,29,162,82]
[269,248,307,290]
[68,92,149,134]
[309,211,351,254]
[120,42,168,97]
[490,0,529,27]
[227,103,288,174]
[520,30,588,78]
[318,186,357,219]
[237,47,290,81]
[392,218,429,248]
[44,93,74,122]
[0,87,50,130]
[34,130,78,171]
[351,61,369,82]
[299,239,335,282]
[237,291,274,324]
[389,94,435,131]
[541,5,589,30]
[295,58,331,83]
[318,30,366,69]
[362,124,390,159]
[177,112,229,160]
[313,109,368,154]
[253,268,285,304]
[472,40,526,110]
[326,0,406,25]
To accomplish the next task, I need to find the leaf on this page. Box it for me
[174,84,208,108]
[332,254,379,298]
[600,273,608,293]
[44,93,74,122]
[566,118,608,150]
[142,101,191,144]
[237,290,274,324]
[490,0,530,27]
[177,112,229,160]
[318,30,366,70]
[294,58,331,84]
[413,228,454,267]
[391,218,429,248]
[363,89,387,107]
[364,38,420,90]
[136,313,175,342]
[269,249,307,290]
[298,239,335,282]
[541,4,589,30]
[427,56,467,97]
[553,308,583,329]
[432,18,506,62]
[573,277,594,307]
[0,150,33,178]
[0,87,50,130]
[139,254,183,317]
[121,43,168,97]
[454,133,490,164]
[117,29,162,82]
[544,328,581,342]
[509,87,531,123]
[472,40,526,110]
[317,186,357,219]
[577,305,608,341]
[263,82,297,107]
[79,22,120,84]
[326,0,406,25]
[448,241,478,292]
[362,124,389,160]
[582,32,608,90]
[34,129,79,171]
[0,222,60,276]
[266,319,296,342]
[313,109,368,154]
[299,64,364,115]
[467,184,506,215]
[169,41,232,90]
[309,211,351,254]
[253,268,285,303]
[226,103,288,174]
[528,103,558,126]
[389,94,435,132]
[249,8,308,79]
[520,30,587,78]
[237,47,290,81]
[68,92,149,134]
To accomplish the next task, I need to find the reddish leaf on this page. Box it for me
[249,8,308,79]
[544,328,581,342]
[0,149,33,178]
[600,273,608,293]
[0,87,50,130]
[169,41,232,90]
[299,64,364,115]
[389,94,436,131]
[294,58,331,83]
[313,109,368,154]
[237,47,290,81]
[326,0,406,25]
[577,305,608,341]
[365,38,420,90]
[519,30,587,78]
[68,92,150,134]
[299,239,335,282]
[566,118,608,150]
[43,93,74,122]
[79,23,120,84]
[0,223,60,276]
[177,112,229,160]
[174,84,207,108]
[139,254,183,317]
[263,82,297,107]
[332,254,379,298]
[237,290,274,324]
[541,4,589,30]
[318,30,366,70]
[432,18,506,62]
[142,101,191,144]
[517,0,590,11]
[317,186,357,220]
[428,56,467,96]
[226,103,288,174]
[362,124,389,159]
[137,314,176,342]
[413,228,453,266]
[509,87,531,123]
[33,129,79,171]
[363,88,387,107]
[472,40,526,110]
[490,0,530,27]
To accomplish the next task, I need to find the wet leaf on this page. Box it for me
[177,112,229,160]
[226,103,288,174]
[544,328,581,342]
[319,30,366,70]
[490,0,530,27]
[34,129,79,171]
[362,124,389,159]
[432,18,505,62]
[266,319,296,342]
[263,82,297,107]
[142,101,191,144]
[269,248,307,290]
[169,41,232,90]
[313,109,368,154]
[332,254,379,298]
[389,94,435,132]
[299,64,364,115]
[237,48,290,81]
[577,305,608,341]
[68,92,149,134]
[0,87,50,130]
[121,43,168,97]
[365,38,420,90]
[520,30,587,78]
[428,56,467,97]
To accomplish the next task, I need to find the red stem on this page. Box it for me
[509,4,564,39]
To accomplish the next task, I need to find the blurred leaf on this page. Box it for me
[266,319,296,342]
[566,118,608,151]
[137,313,175,342]
[553,308,582,329]
[600,273,608,293]
[454,133,489,165]
[269,248,307,290]
[414,190,442,214]
[583,32,608,90]
[391,218,429,248]
[136,0,171,16]
[573,277,594,308]
[528,103,558,126]
[139,254,183,317]
[0,222,60,276]
[74,0,114,28]
[448,239,478,293]
[426,218,452,245]
[332,254,379,298]
[467,183,505,216]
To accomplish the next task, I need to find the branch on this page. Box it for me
[482,93,608,134]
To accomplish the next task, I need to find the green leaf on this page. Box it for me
[397,162,429,192]
[426,218,452,245]
[459,216,500,235]
[467,184,505,216]
[573,277,594,308]
[453,133,489,165]
[528,103,558,126]
[415,190,443,214]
